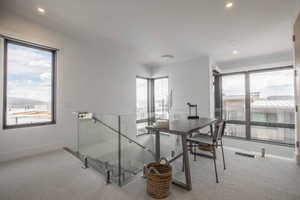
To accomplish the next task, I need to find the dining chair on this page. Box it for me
[187,120,226,183]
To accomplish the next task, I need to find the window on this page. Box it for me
[222,74,245,121]
[136,76,169,135]
[249,69,294,143]
[250,70,295,124]
[136,77,148,121]
[251,126,294,144]
[154,78,169,120]
[217,67,295,145]
[136,77,149,135]
[4,40,56,128]
[222,74,246,138]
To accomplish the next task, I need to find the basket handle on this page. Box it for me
[159,157,170,166]
[148,167,161,175]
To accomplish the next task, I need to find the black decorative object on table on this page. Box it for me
[187,103,199,119]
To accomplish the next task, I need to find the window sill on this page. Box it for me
[3,121,56,130]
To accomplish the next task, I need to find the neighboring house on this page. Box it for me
[222,93,294,143]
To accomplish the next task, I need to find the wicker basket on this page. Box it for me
[146,158,172,199]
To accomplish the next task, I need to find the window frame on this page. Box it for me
[3,39,57,129]
[215,66,295,146]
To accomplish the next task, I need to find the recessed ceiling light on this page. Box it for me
[225,2,233,8]
[37,7,45,14]
[161,54,174,61]
[233,50,239,55]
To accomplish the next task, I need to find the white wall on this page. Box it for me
[151,57,211,117]
[0,10,151,162]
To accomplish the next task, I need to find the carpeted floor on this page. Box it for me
[0,144,299,200]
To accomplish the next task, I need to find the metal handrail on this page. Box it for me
[91,116,156,157]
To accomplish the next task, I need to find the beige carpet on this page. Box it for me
[0,147,299,200]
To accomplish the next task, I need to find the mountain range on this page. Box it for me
[7,97,46,106]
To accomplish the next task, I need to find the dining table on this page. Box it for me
[146,117,217,191]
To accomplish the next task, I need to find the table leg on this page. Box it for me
[181,134,192,190]
[152,130,192,191]
[210,124,213,136]
[172,134,192,190]
[155,130,160,162]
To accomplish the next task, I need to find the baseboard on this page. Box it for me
[0,143,64,163]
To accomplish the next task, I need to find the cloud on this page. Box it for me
[29,60,51,68]
[6,43,53,102]
[7,43,52,76]
[40,72,51,81]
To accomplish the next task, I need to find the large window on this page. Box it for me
[250,70,295,124]
[249,69,294,143]
[4,40,56,128]
[218,67,295,145]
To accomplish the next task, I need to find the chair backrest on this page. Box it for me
[212,120,226,142]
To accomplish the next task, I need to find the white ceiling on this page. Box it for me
[1,0,299,66]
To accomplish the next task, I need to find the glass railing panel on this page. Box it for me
[119,114,156,185]
[77,113,120,184]
[78,114,118,159]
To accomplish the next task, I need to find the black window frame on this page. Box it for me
[3,38,57,129]
[215,66,295,146]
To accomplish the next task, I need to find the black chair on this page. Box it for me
[187,120,226,183]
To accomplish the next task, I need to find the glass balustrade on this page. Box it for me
[73,108,206,186]
[74,112,157,186]
[77,113,120,184]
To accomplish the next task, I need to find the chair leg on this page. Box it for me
[182,154,185,172]
[212,146,219,183]
[221,139,226,170]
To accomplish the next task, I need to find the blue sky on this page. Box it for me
[7,43,52,103]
